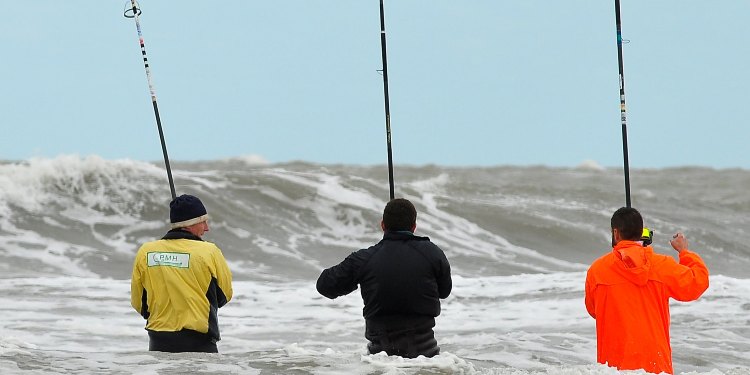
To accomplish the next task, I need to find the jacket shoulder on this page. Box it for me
[136,240,164,253]
[586,252,615,281]
[647,252,682,273]
[137,239,160,250]
[589,251,613,269]
[351,244,382,268]
[202,241,223,252]
[410,236,444,251]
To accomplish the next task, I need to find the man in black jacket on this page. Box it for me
[316,198,452,358]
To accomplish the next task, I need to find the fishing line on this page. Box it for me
[124,0,176,200]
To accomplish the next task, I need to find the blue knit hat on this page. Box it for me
[169,194,208,229]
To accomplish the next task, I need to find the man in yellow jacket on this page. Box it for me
[131,194,233,352]
[585,207,709,374]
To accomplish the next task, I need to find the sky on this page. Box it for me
[1,1,748,168]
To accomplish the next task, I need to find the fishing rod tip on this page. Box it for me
[123,1,142,19]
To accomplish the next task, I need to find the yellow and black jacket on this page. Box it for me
[131,229,233,342]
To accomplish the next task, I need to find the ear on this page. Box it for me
[612,228,621,243]
[380,220,385,232]
[184,224,198,237]
[411,224,417,232]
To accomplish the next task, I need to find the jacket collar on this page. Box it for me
[162,228,203,241]
[382,230,428,241]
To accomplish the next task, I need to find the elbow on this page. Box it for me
[439,285,452,299]
[698,277,710,296]
[584,294,596,319]
[675,281,710,302]
[694,278,710,299]
[585,300,596,319]
[585,303,596,319]
[316,275,336,299]
[688,271,710,299]
[217,288,230,308]
[438,275,452,299]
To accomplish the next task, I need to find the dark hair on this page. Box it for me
[382,198,417,231]
[610,207,643,241]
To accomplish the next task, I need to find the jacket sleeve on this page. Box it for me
[584,267,596,318]
[213,247,233,307]
[130,248,146,317]
[316,250,366,299]
[662,249,709,302]
[436,248,452,299]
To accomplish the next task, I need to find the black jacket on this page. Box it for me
[316,231,452,320]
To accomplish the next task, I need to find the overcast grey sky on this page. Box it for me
[2,1,747,168]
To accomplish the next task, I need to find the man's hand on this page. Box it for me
[670,232,688,252]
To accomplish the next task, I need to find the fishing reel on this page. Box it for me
[123,1,142,18]
[641,228,654,246]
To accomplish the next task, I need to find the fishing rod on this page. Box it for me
[124,0,176,200]
[378,0,395,200]
[614,0,631,208]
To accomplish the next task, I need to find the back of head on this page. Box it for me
[170,194,208,229]
[611,207,643,241]
[382,198,417,232]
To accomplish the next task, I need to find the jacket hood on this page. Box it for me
[611,240,652,286]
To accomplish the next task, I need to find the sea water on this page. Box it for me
[1,155,748,374]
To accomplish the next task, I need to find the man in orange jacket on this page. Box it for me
[585,207,709,374]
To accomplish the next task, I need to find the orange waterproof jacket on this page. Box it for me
[585,241,709,374]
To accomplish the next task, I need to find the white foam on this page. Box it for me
[577,160,606,171]
[256,168,384,251]
[0,274,746,374]
[406,191,587,272]
[0,221,100,277]
[0,155,166,216]
[0,336,38,356]
[228,154,270,166]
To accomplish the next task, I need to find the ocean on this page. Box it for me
[1,155,748,374]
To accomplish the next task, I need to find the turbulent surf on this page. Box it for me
[1,155,748,374]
